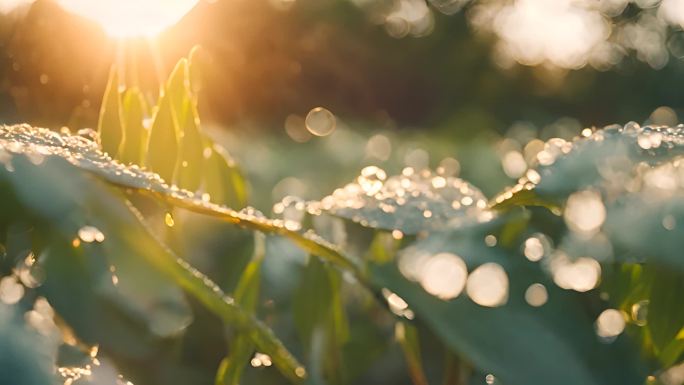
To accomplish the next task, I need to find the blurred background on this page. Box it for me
[2,1,684,384]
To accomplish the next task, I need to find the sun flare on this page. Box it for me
[55,0,200,38]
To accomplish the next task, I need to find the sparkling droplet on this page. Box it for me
[525,283,548,307]
[250,352,273,367]
[418,253,468,300]
[522,234,551,262]
[502,151,527,178]
[274,196,306,231]
[16,252,45,289]
[550,254,601,292]
[357,166,387,196]
[0,275,24,304]
[564,190,605,234]
[622,121,641,134]
[631,300,648,326]
[596,309,626,339]
[78,226,105,243]
[305,107,336,137]
[295,367,307,378]
[466,263,509,307]
[382,288,413,318]
[164,212,175,227]
[485,374,496,384]
[526,169,541,184]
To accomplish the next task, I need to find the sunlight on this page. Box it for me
[55,0,200,38]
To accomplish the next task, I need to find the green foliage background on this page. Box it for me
[2,2,684,385]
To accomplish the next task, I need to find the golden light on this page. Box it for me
[55,0,200,38]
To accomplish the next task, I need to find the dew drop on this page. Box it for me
[662,215,676,230]
[305,107,336,137]
[485,374,496,384]
[502,151,527,178]
[466,263,509,307]
[564,190,605,234]
[550,254,601,292]
[357,166,387,196]
[381,288,412,318]
[524,283,548,307]
[78,226,105,243]
[275,195,306,231]
[522,234,550,262]
[631,300,648,326]
[0,275,24,304]
[16,251,45,288]
[622,121,641,135]
[596,309,626,339]
[109,265,119,286]
[295,367,307,378]
[526,169,541,184]
[250,352,272,367]
[164,212,175,227]
[418,252,468,300]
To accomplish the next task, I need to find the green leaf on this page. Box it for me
[176,99,204,191]
[314,167,490,235]
[203,145,249,208]
[395,321,429,385]
[188,45,204,101]
[0,125,360,289]
[293,257,336,349]
[146,89,179,182]
[216,233,265,385]
[118,88,148,165]
[368,219,647,385]
[491,125,684,211]
[166,58,190,124]
[293,256,349,384]
[0,151,307,384]
[0,305,56,385]
[605,196,684,270]
[659,334,684,368]
[647,267,684,352]
[97,66,124,157]
[490,186,561,213]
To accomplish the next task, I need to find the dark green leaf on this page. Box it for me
[647,267,684,352]
[368,219,647,385]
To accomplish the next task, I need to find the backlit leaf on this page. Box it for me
[118,88,148,165]
[146,90,179,182]
[97,67,123,158]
